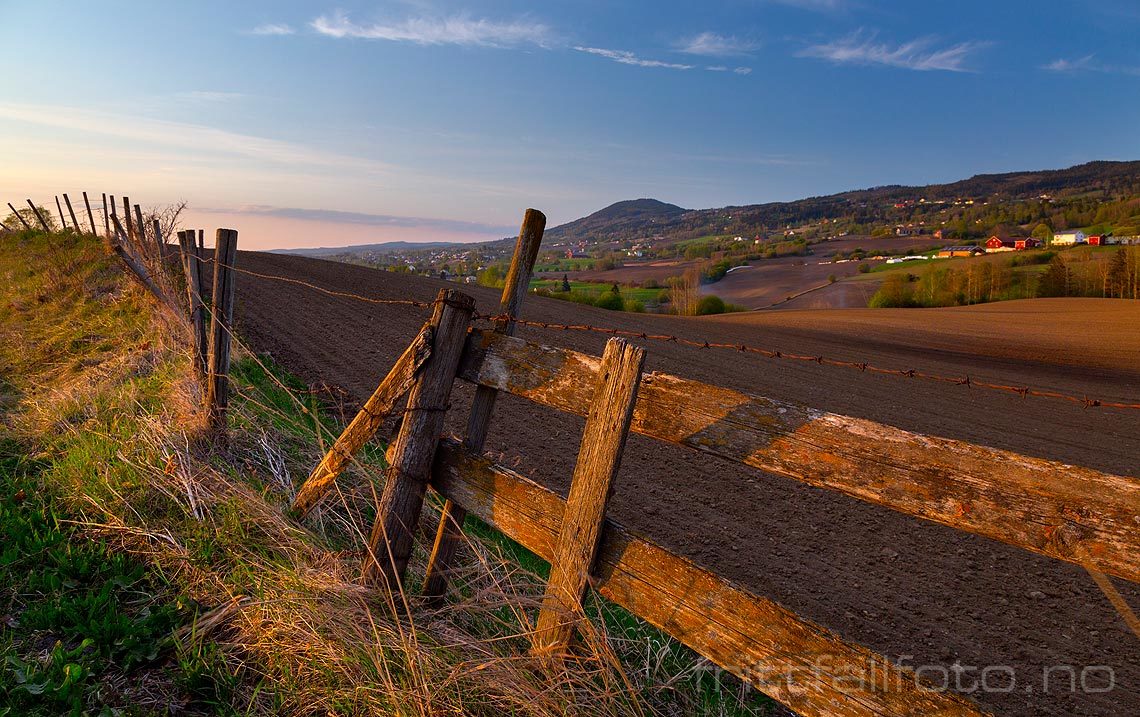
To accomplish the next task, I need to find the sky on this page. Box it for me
[1,1,1138,250]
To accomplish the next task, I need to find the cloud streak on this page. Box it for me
[201,205,516,235]
[251,23,295,36]
[311,11,553,47]
[679,32,758,57]
[1043,54,1140,76]
[573,46,694,70]
[798,31,987,72]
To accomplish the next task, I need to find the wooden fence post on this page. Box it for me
[197,229,204,253]
[134,205,149,258]
[82,192,96,236]
[422,208,546,602]
[55,196,68,230]
[26,200,50,231]
[8,203,32,230]
[206,229,238,437]
[122,196,132,242]
[101,193,110,238]
[177,230,209,380]
[532,337,645,658]
[361,288,475,590]
[63,194,80,232]
[292,325,434,516]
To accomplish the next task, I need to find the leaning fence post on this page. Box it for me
[361,288,475,590]
[206,229,239,437]
[292,325,434,516]
[532,337,645,658]
[63,194,80,232]
[177,230,209,380]
[422,208,546,602]
[55,196,68,230]
[82,192,97,236]
[8,203,32,230]
[122,196,133,241]
[101,193,110,238]
[26,200,50,231]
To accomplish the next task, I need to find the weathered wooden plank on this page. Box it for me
[429,441,985,717]
[423,207,546,601]
[63,193,80,232]
[292,324,433,517]
[8,203,32,230]
[26,199,50,231]
[457,330,1140,585]
[206,229,239,436]
[534,337,644,656]
[361,289,475,589]
[176,230,208,380]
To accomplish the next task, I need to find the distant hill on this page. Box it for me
[273,241,461,258]
[545,198,688,244]
[543,160,1140,246]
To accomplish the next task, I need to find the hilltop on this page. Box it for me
[544,198,688,244]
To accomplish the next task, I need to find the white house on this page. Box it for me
[1052,230,1087,246]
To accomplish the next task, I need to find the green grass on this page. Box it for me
[530,279,661,303]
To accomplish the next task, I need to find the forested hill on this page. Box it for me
[545,160,1140,245]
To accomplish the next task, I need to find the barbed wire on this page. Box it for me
[200,257,1140,412]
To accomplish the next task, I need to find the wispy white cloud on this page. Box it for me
[311,11,553,48]
[0,103,396,174]
[679,32,758,57]
[704,65,754,75]
[573,46,694,70]
[251,23,295,36]
[201,205,516,235]
[798,31,988,72]
[1042,54,1140,76]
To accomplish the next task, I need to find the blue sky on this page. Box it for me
[1,0,1138,249]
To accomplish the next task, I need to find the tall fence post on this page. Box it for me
[82,192,97,236]
[55,196,68,230]
[361,288,475,590]
[122,196,132,242]
[206,229,238,438]
[101,193,110,238]
[422,208,546,602]
[63,194,80,232]
[177,230,208,380]
[26,200,50,231]
[8,203,32,230]
[532,337,645,658]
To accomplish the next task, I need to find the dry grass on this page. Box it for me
[0,231,774,717]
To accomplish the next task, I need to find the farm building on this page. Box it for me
[1014,238,1042,250]
[1052,230,1087,245]
[1088,235,1109,246]
[984,236,1016,252]
[938,246,985,258]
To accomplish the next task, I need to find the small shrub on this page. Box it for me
[695,295,726,315]
[857,263,871,273]
[593,292,624,310]
[623,299,645,313]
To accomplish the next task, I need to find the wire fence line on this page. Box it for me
[204,257,1140,412]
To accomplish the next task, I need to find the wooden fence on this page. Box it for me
[14,196,1136,716]
[284,209,1140,717]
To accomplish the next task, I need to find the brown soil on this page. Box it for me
[234,250,1139,717]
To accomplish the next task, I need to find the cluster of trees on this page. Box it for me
[534,278,646,313]
[868,247,1140,308]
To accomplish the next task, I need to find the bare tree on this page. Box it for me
[669,266,703,316]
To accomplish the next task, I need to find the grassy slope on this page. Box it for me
[0,231,775,716]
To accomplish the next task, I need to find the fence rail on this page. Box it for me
[455,328,1140,585]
